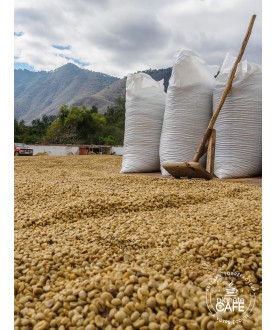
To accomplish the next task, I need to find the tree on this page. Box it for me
[90,106,98,114]
[103,96,126,144]
[44,120,73,144]
[15,98,126,145]
[103,135,117,145]
[14,119,28,142]
[58,105,70,125]
[104,96,125,129]
[44,105,107,144]
[31,115,56,139]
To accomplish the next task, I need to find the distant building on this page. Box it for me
[28,144,124,156]
[79,145,112,155]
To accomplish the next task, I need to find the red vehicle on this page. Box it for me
[14,143,33,156]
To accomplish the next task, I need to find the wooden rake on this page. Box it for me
[162,14,257,180]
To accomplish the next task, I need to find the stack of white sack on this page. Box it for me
[160,49,216,175]
[121,73,166,173]
[213,53,262,179]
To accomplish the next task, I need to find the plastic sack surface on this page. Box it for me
[159,49,215,175]
[213,53,262,179]
[121,73,166,173]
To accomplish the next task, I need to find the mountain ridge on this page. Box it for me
[14,64,172,123]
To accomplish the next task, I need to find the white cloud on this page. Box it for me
[14,0,262,77]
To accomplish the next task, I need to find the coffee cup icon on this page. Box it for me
[225,282,239,296]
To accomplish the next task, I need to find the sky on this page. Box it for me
[14,0,262,78]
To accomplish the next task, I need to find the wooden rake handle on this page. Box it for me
[193,14,257,162]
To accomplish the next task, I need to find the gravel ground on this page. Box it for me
[14,155,262,330]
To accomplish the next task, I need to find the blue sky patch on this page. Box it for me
[52,44,71,50]
[73,58,90,67]
[14,32,24,37]
[57,54,90,67]
[14,62,35,71]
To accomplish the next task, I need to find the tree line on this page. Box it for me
[14,96,125,146]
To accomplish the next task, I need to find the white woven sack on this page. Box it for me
[160,49,215,175]
[121,73,166,173]
[214,53,262,179]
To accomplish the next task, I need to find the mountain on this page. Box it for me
[71,77,127,113]
[14,64,172,123]
[71,68,172,113]
[14,63,118,123]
